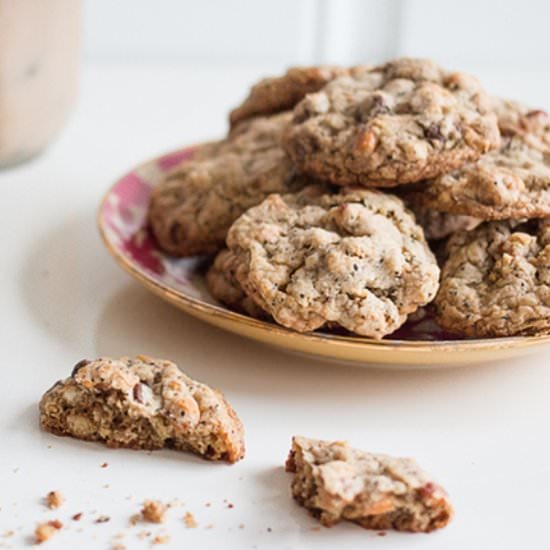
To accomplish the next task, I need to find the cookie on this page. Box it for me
[229,66,351,128]
[206,249,268,319]
[285,436,453,532]
[404,200,479,240]
[149,112,310,257]
[435,219,550,337]
[283,58,499,187]
[414,100,550,219]
[226,184,439,338]
[39,356,245,463]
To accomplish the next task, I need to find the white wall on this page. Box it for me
[84,0,550,70]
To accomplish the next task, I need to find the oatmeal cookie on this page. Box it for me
[283,58,499,187]
[404,200,479,240]
[415,100,550,219]
[148,112,310,257]
[286,436,453,532]
[229,66,351,128]
[206,249,268,319]
[39,356,245,463]
[435,219,550,337]
[226,185,439,338]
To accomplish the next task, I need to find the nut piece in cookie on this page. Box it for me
[206,249,269,320]
[283,58,499,187]
[148,112,310,257]
[229,66,352,128]
[436,219,550,337]
[226,184,439,338]
[39,356,245,463]
[285,436,453,532]
[415,99,550,219]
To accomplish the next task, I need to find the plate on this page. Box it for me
[97,145,550,367]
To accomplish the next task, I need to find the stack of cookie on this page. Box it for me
[148,58,550,339]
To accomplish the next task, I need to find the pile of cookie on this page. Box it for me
[148,58,550,339]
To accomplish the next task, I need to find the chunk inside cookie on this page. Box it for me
[283,58,499,187]
[148,112,310,257]
[39,356,245,463]
[226,185,439,338]
[436,219,550,337]
[285,436,453,532]
[229,65,351,128]
[415,99,550,219]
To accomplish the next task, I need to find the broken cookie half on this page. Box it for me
[285,436,452,532]
[39,356,245,463]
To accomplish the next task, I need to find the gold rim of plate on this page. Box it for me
[97,149,550,368]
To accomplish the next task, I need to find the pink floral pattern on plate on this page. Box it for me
[100,146,459,341]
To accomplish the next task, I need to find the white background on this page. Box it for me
[2,2,550,550]
[84,0,550,70]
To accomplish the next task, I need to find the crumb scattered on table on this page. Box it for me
[141,501,166,524]
[72,513,83,521]
[152,534,170,545]
[45,491,64,510]
[95,515,110,524]
[128,514,141,526]
[101,462,109,468]
[183,512,197,529]
[35,520,62,544]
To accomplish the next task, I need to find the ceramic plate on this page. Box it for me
[97,145,550,367]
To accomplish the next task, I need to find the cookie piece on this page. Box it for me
[226,185,439,338]
[404,200,479,240]
[149,112,310,257]
[39,356,245,463]
[415,100,550,219]
[286,436,453,532]
[206,249,269,319]
[229,66,351,128]
[435,219,550,337]
[283,58,499,187]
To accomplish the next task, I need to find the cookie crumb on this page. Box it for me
[45,491,64,510]
[95,515,110,524]
[128,513,141,526]
[227,503,234,509]
[111,544,126,550]
[377,531,387,537]
[152,534,170,545]
[183,512,197,528]
[238,523,245,530]
[72,513,83,521]
[2,530,14,538]
[101,462,109,468]
[205,502,211,508]
[34,520,62,544]
[137,530,151,540]
[141,501,166,524]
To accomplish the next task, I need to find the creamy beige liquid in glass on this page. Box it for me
[0,0,80,168]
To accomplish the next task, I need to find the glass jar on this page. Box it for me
[0,0,81,168]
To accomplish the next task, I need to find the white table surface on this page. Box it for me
[2,62,550,550]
